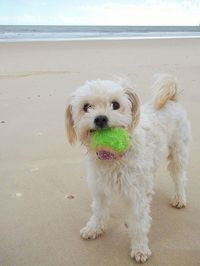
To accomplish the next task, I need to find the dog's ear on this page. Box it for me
[125,88,140,129]
[65,102,77,144]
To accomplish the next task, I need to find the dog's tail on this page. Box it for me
[153,74,178,110]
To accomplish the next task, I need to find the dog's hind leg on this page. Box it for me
[167,137,190,208]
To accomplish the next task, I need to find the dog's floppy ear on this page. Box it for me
[125,88,140,129]
[65,101,77,145]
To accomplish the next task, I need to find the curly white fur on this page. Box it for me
[66,74,191,263]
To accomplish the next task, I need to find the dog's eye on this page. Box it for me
[112,101,120,110]
[83,103,91,112]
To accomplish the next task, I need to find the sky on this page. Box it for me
[0,0,200,26]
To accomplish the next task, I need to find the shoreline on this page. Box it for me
[1,35,200,43]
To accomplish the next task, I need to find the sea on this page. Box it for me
[0,25,200,41]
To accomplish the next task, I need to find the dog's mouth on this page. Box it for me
[96,148,118,160]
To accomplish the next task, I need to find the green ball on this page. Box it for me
[91,128,130,155]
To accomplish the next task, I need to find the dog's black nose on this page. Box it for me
[94,115,108,129]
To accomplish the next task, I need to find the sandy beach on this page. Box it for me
[0,38,200,266]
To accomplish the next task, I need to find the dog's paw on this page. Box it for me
[131,247,152,263]
[170,194,186,209]
[80,225,104,240]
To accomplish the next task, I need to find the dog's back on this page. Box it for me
[138,75,191,169]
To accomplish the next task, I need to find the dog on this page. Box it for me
[65,74,191,263]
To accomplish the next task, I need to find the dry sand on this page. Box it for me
[0,38,200,266]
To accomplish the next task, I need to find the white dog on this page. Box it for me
[66,74,191,263]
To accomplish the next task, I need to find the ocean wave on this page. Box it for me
[0,25,200,41]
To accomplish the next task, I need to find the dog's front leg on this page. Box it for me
[127,189,152,263]
[80,189,109,240]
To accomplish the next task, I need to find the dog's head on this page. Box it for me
[65,79,140,146]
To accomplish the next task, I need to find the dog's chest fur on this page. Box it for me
[88,145,154,198]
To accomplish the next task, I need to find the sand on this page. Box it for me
[0,38,200,266]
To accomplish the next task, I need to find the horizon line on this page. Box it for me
[0,24,200,27]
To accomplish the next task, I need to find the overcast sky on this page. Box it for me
[0,0,200,25]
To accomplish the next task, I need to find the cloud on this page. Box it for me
[81,0,200,25]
